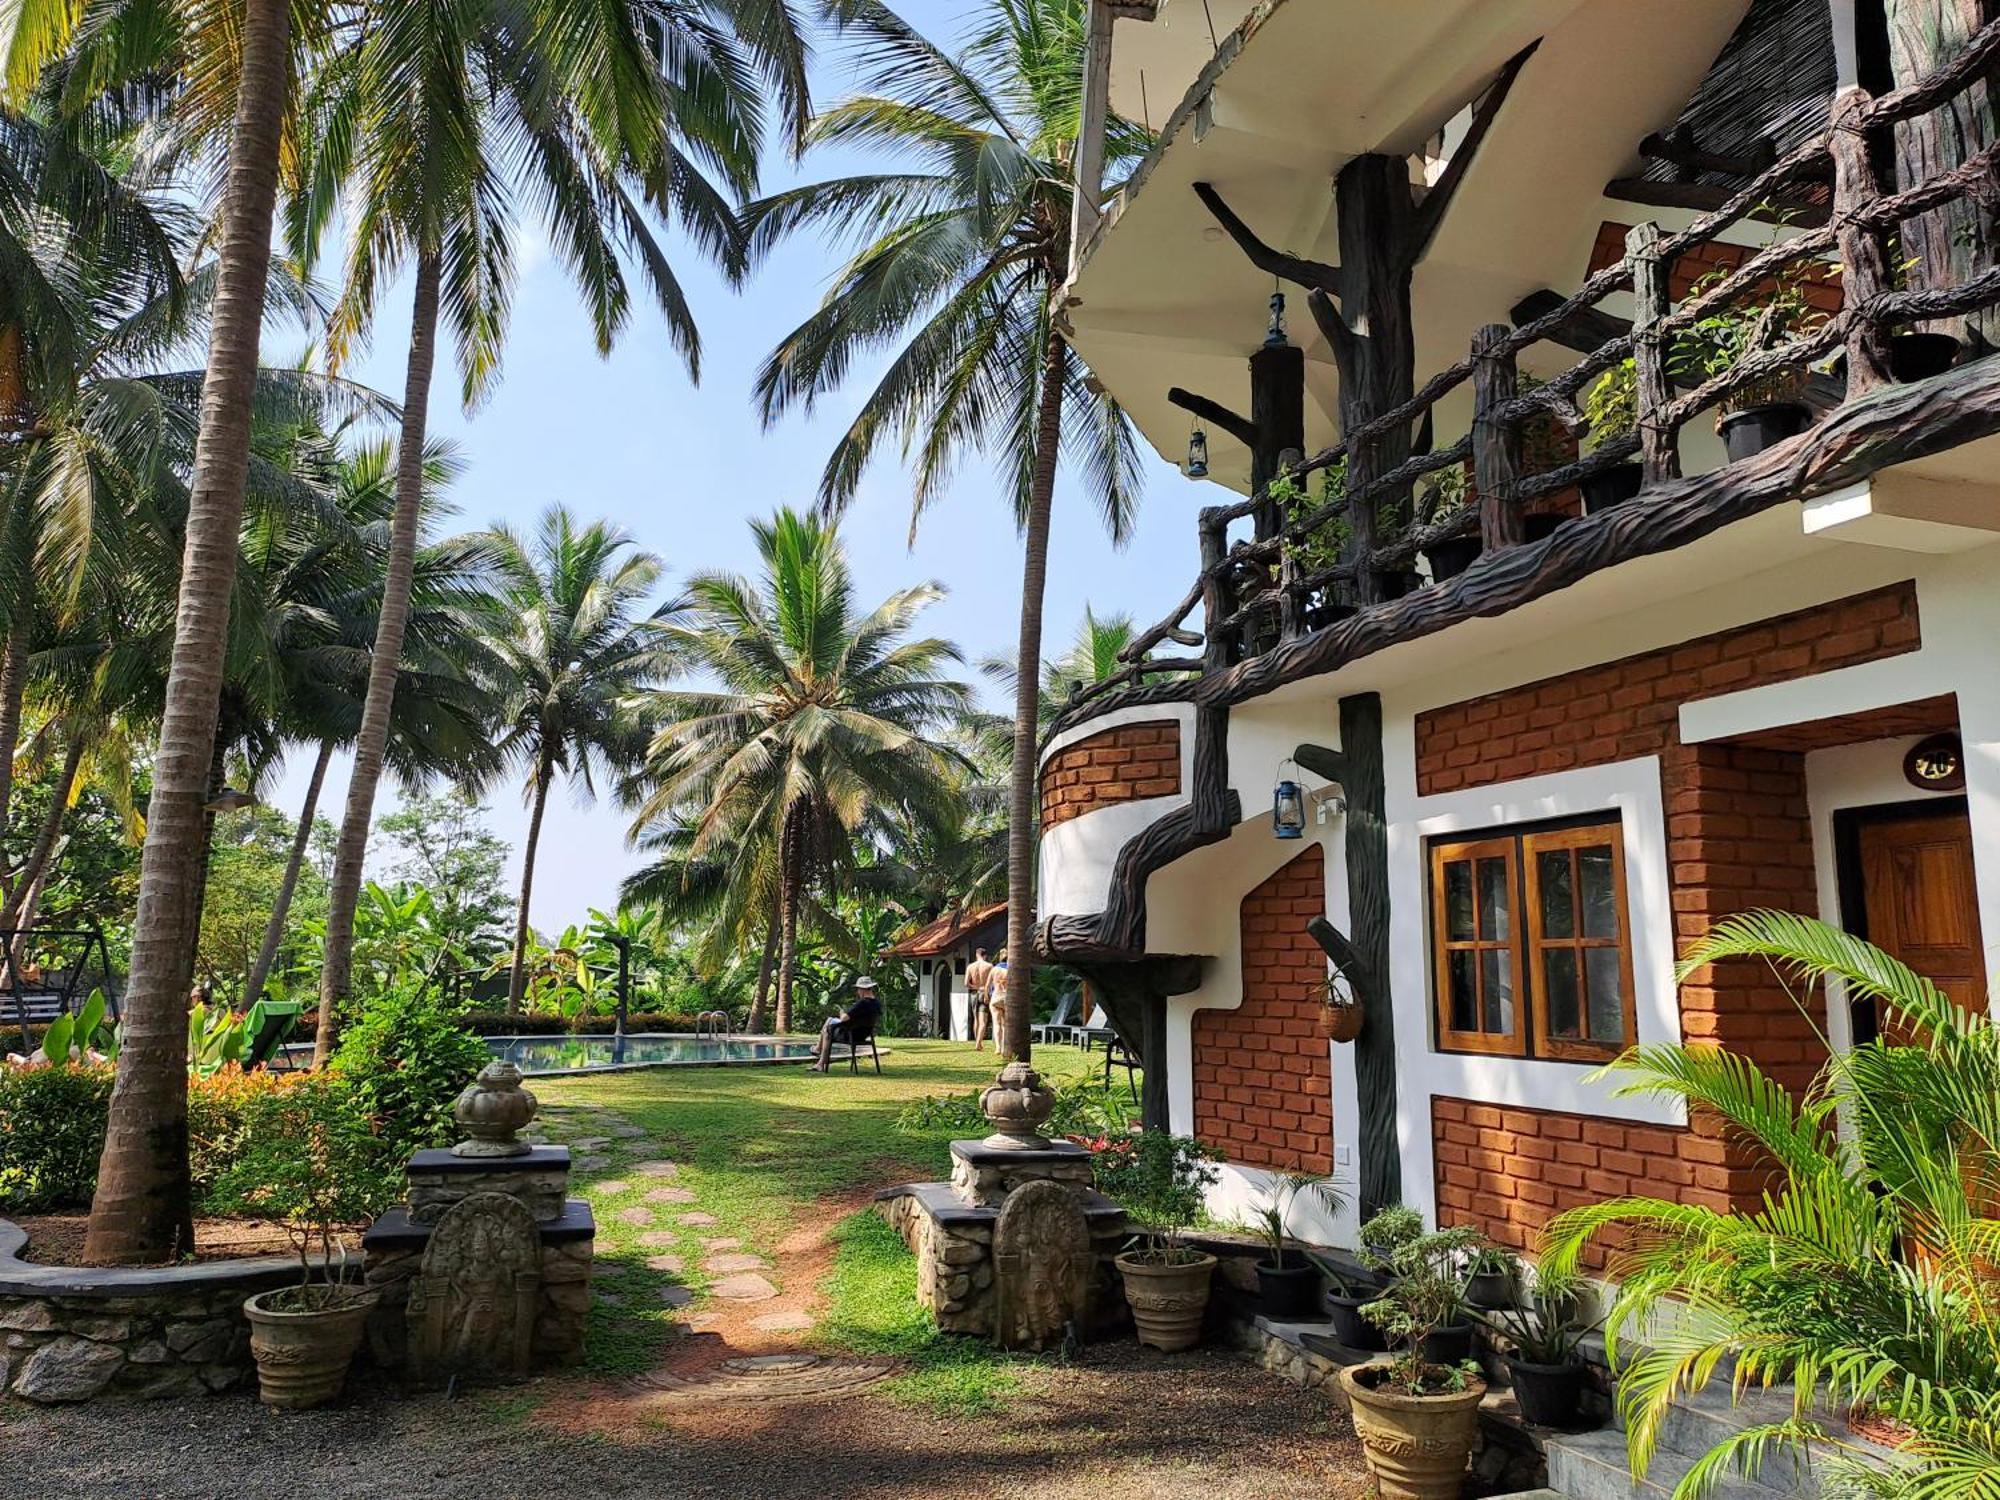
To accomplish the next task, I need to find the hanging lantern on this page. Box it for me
[1272,757,1305,839]
[1265,287,1288,348]
[1186,425,1210,478]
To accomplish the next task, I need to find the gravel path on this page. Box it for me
[0,1340,1369,1500]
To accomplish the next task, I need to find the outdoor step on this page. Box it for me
[1618,1378,1896,1487]
[1546,1426,1801,1500]
[1487,1490,1565,1500]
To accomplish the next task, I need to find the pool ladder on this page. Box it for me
[694,1010,730,1041]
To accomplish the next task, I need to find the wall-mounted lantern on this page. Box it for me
[1273,758,1305,839]
[1185,425,1210,479]
[1265,288,1289,348]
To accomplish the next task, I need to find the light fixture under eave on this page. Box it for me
[1185,426,1210,479]
[205,785,257,815]
[1272,758,1305,840]
[1265,288,1288,349]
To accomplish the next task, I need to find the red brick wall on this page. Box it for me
[1039,721,1181,830]
[1192,847,1333,1173]
[1587,221,1845,316]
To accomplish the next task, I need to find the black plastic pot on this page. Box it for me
[1579,461,1643,515]
[1256,1254,1325,1320]
[1466,1268,1516,1309]
[1421,1321,1475,1367]
[1425,536,1482,581]
[1523,513,1565,543]
[1890,331,1961,382]
[1324,1289,1386,1351]
[1507,1354,1588,1428]
[1717,402,1811,464]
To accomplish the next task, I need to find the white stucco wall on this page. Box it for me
[1036,702,1198,919]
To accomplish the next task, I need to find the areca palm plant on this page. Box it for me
[1543,910,2000,1500]
[291,0,814,1064]
[628,507,970,1032]
[461,506,675,1016]
[742,0,1149,1056]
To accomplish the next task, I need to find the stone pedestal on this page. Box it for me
[405,1146,573,1225]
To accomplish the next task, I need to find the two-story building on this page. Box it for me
[1039,0,2000,1252]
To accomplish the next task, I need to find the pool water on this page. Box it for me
[484,1033,820,1074]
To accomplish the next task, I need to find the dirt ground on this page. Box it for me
[14,1214,362,1265]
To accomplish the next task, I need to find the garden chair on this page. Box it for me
[243,999,303,1071]
[1032,990,1079,1046]
[839,1012,882,1075]
[1102,1033,1140,1101]
[1075,1005,1114,1051]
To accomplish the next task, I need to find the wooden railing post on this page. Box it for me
[1829,84,1893,398]
[1198,510,1231,673]
[1625,222,1682,484]
[1470,323,1524,549]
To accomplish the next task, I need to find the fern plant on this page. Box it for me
[1542,909,2000,1500]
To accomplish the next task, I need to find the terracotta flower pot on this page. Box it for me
[1338,1363,1488,1500]
[1116,1250,1215,1352]
[244,1286,378,1409]
[1319,1002,1364,1043]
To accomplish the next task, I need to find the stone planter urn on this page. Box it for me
[1114,1249,1216,1352]
[452,1061,538,1157]
[1337,1363,1487,1500]
[979,1060,1055,1150]
[243,1286,379,1409]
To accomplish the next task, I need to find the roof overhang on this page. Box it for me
[1066,0,1752,494]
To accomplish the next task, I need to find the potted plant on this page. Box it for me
[1464,1243,1519,1310]
[1474,1264,1603,1429]
[1367,1224,1482,1366]
[217,1075,391,1409]
[1099,1131,1222,1351]
[1340,1225,1491,1500]
[1675,264,1824,463]
[1244,1169,1345,1319]
[1308,1203,1420,1351]
[1416,466,1479,581]
[1579,361,1645,512]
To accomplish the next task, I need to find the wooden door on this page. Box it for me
[1855,804,1988,1035]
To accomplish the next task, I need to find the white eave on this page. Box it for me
[1067,0,1755,494]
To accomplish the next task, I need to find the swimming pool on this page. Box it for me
[483,1033,821,1075]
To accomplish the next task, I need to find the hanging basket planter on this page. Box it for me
[1316,974,1364,1043]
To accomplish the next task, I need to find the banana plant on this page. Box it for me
[188,1000,249,1075]
[33,989,115,1064]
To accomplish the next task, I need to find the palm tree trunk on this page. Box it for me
[1000,319,1067,1065]
[0,628,27,884]
[747,910,778,1033]
[506,756,555,1013]
[0,733,83,933]
[188,734,229,983]
[85,0,291,1266]
[774,809,804,1034]
[315,250,442,1067]
[242,738,332,1010]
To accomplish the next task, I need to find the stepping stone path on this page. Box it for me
[636,1232,677,1249]
[679,1212,718,1227]
[645,1254,683,1273]
[644,1187,696,1204]
[594,1181,630,1196]
[576,1156,610,1172]
[571,1137,612,1149]
[634,1162,678,1179]
[658,1285,693,1309]
[709,1273,778,1302]
[749,1311,814,1334]
[700,1238,740,1252]
[704,1253,767,1275]
[616,1207,654,1227]
[610,1124,646,1138]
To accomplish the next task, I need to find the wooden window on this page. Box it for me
[1430,837,1526,1056]
[1430,818,1636,1062]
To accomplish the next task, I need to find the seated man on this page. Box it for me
[811,976,883,1072]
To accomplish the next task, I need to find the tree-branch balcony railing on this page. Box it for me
[1068,29,2000,719]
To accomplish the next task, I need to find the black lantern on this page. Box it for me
[1273,758,1305,839]
[1265,288,1288,348]
[1186,425,1210,478]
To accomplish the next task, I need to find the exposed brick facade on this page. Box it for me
[1192,847,1333,1173]
[1418,586,1924,1231]
[1039,720,1181,830]
[1588,220,1845,317]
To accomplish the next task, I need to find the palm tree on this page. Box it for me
[622,810,784,1031]
[742,0,1148,1059]
[462,506,674,1013]
[1543,910,2000,1500]
[628,508,970,1032]
[295,0,814,1066]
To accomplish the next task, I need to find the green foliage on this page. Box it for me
[1670,262,1827,411]
[378,794,513,968]
[1361,1224,1487,1394]
[894,1075,1133,1138]
[1091,1131,1221,1259]
[32,990,113,1066]
[1243,1168,1345,1265]
[1279,460,1352,576]
[0,1064,114,1211]
[1415,464,1470,524]
[332,985,489,1164]
[1584,360,1640,448]
[196,807,327,1000]
[1543,910,2000,1499]
[1473,1263,1601,1366]
[187,999,249,1075]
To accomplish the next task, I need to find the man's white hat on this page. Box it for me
[855,976,878,990]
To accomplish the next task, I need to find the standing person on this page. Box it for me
[811,978,883,1073]
[965,946,994,1050]
[988,953,1010,1057]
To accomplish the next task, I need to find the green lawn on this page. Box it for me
[533,1039,1099,1409]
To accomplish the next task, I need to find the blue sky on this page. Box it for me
[269,2,1210,930]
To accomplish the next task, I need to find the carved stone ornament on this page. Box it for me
[451,1060,539,1158]
[407,1191,542,1385]
[991,1180,1091,1351]
[979,1061,1056,1150]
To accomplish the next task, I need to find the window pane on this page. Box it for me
[1478,857,1511,941]
[1586,947,1626,1042]
[1545,948,1581,1038]
[1479,948,1514,1036]
[1444,861,1474,941]
[1448,950,1476,1033]
[1579,845,1619,939]
[1538,850,1576,939]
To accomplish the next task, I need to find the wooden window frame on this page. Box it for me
[1522,825,1638,1063]
[1429,817,1636,1063]
[1430,836,1527,1057]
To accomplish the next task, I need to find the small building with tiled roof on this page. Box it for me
[880,902,1008,1041]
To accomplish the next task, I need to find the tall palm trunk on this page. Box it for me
[86,0,292,1265]
[315,251,442,1066]
[242,738,332,1010]
[774,807,805,1034]
[0,733,84,933]
[747,910,778,1033]
[0,628,27,882]
[1000,315,1067,1065]
[506,753,555,1013]
[187,735,228,983]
